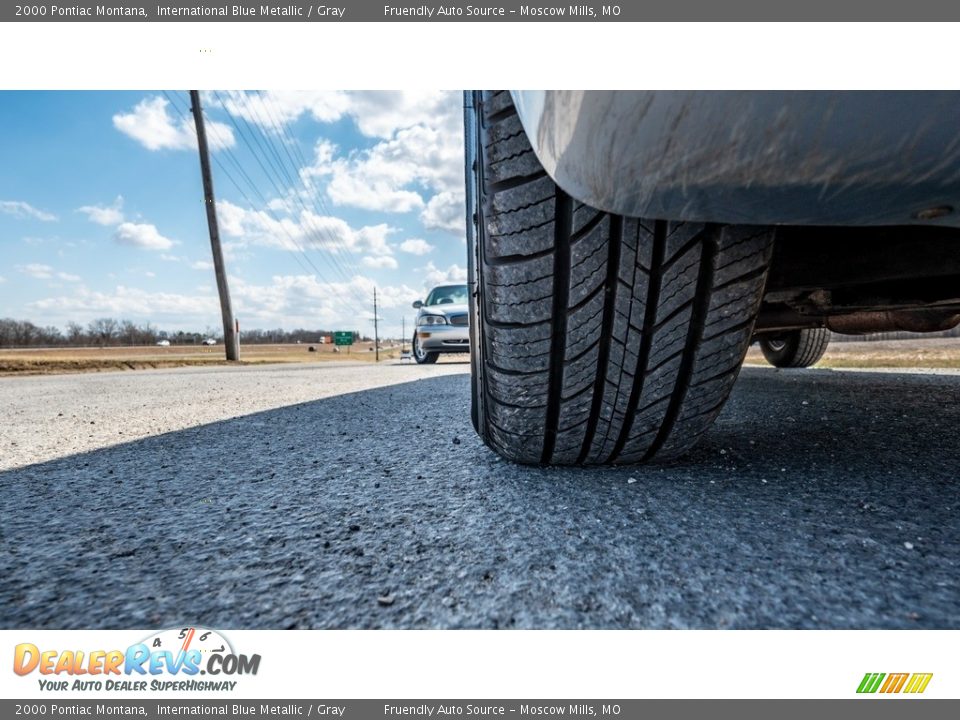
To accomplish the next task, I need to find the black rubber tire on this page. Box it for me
[759,328,830,368]
[468,91,776,465]
[412,333,439,364]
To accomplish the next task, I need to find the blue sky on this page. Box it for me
[0,91,468,338]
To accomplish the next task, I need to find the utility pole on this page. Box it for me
[190,90,239,361]
[373,287,380,362]
[401,316,405,354]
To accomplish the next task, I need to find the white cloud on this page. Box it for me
[420,262,468,290]
[30,286,219,326]
[266,197,294,213]
[1,200,57,222]
[216,90,455,139]
[27,274,421,336]
[17,263,54,279]
[421,190,465,235]
[229,273,419,330]
[309,138,336,166]
[77,196,124,226]
[214,90,351,129]
[344,91,460,139]
[0,276,5,283]
[217,200,301,248]
[113,222,175,251]
[190,259,214,271]
[303,121,463,213]
[113,96,235,152]
[316,162,425,212]
[399,238,434,256]
[209,90,466,247]
[216,200,395,262]
[16,263,80,282]
[362,255,399,269]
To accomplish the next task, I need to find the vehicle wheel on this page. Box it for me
[466,91,776,465]
[412,333,439,364]
[759,328,830,368]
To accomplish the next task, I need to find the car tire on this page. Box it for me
[412,333,439,364]
[759,328,830,368]
[467,90,776,465]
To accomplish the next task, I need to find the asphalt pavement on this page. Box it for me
[1,363,957,629]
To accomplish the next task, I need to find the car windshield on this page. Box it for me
[425,285,468,306]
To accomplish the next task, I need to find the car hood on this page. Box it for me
[422,303,468,316]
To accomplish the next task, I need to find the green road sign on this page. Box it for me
[334,331,354,346]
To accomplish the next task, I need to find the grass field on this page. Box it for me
[744,337,960,370]
[2,337,959,375]
[0,341,420,374]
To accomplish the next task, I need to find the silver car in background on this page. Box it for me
[411,284,470,364]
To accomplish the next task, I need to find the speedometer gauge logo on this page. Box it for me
[142,627,235,660]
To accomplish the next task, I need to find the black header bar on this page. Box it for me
[4,1,960,22]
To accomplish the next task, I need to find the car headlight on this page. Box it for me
[418,314,448,326]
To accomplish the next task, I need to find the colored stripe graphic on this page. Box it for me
[857,672,932,694]
[857,673,886,693]
[903,673,934,694]
[880,673,909,693]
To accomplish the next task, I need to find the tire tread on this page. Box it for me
[474,91,774,465]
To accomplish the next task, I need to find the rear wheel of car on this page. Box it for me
[413,333,439,364]
[467,91,776,465]
[759,328,830,368]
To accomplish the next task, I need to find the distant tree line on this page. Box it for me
[238,328,366,344]
[0,318,368,348]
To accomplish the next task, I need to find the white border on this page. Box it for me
[1,18,958,703]
[1,22,959,90]
[3,629,957,699]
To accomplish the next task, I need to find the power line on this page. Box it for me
[224,94,393,333]
[163,90,322,282]
[161,91,368,319]
[246,93,388,332]
[168,90,368,315]
[215,91,370,298]
[267,95,374,279]
[210,91,366,291]
[253,92,369,283]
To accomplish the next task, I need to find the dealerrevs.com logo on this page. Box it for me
[857,673,933,694]
[13,627,260,693]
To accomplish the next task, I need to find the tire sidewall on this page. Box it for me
[760,328,829,368]
[760,332,801,366]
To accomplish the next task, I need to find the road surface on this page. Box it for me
[1,362,957,628]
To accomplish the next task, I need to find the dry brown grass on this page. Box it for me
[0,342,414,375]
[745,337,960,369]
[5,337,959,375]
